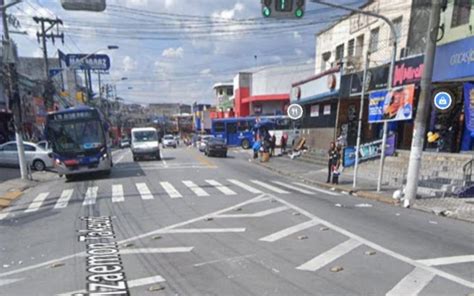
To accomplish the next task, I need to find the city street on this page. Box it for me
[0,147,472,296]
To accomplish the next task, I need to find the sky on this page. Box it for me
[4,0,364,105]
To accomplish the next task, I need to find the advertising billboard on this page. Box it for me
[368,84,415,123]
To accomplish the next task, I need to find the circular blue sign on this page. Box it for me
[433,92,452,111]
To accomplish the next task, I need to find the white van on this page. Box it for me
[131,127,161,161]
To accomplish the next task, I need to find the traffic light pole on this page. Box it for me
[1,0,28,180]
[311,0,398,192]
[404,1,442,207]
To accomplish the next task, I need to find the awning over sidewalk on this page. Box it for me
[242,93,289,104]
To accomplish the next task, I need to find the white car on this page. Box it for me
[0,141,53,171]
[162,135,177,148]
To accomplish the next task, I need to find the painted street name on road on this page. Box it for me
[77,216,129,295]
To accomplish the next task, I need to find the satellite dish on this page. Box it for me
[61,0,106,12]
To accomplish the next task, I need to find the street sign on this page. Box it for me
[287,103,303,120]
[433,91,453,111]
[65,53,111,71]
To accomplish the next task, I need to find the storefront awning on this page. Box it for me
[242,94,289,104]
[296,90,339,105]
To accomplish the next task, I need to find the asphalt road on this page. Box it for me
[0,146,473,296]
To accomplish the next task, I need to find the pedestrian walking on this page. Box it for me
[252,139,261,160]
[270,133,276,156]
[327,142,339,183]
[331,145,342,184]
[281,133,287,154]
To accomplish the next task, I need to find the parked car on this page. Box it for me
[205,137,227,157]
[198,135,214,152]
[131,127,161,161]
[36,140,51,151]
[162,134,177,148]
[120,138,130,149]
[0,141,53,171]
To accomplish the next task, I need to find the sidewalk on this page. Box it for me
[0,171,58,209]
[252,154,474,223]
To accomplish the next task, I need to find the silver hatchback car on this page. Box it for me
[0,141,53,171]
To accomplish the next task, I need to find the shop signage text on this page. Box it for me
[342,135,396,167]
[368,84,415,123]
[433,35,474,82]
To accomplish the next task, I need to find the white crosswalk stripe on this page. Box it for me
[136,183,154,200]
[112,185,125,203]
[228,179,263,194]
[25,193,50,213]
[272,181,315,195]
[183,181,209,197]
[161,182,182,198]
[54,189,74,209]
[386,267,435,296]
[82,187,98,206]
[205,180,237,196]
[251,180,289,194]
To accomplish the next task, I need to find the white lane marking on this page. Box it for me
[215,206,288,218]
[112,184,124,203]
[57,275,166,296]
[160,150,168,168]
[0,278,23,287]
[296,238,362,271]
[54,189,74,209]
[272,181,315,195]
[269,194,474,289]
[119,247,194,254]
[259,220,319,242]
[292,182,340,196]
[82,187,98,206]
[0,207,12,221]
[194,254,255,267]
[24,193,50,213]
[136,183,154,200]
[157,228,246,234]
[115,153,126,164]
[160,182,182,199]
[183,180,209,197]
[111,149,122,156]
[205,180,237,196]
[228,179,263,194]
[417,255,474,266]
[386,267,435,296]
[251,180,290,194]
[0,194,268,279]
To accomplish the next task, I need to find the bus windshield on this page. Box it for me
[48,120,105,153]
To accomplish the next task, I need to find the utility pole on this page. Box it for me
[1,0,27,180]
[353,50,370,188]
[404,0,442,207]
[33,17,64,110]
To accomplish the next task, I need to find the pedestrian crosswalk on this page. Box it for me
[0,179,340,219]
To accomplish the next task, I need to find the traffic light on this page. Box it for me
[262,0,305,19]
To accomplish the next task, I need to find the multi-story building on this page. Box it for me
[213,83,234,112]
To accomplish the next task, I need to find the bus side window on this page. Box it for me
[227,122,237,134]
[214,122,225,133]
[238,121,249,132]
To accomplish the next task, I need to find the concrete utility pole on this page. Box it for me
[404,0,442,207]
[353,50,370,188]
[311,0,398,192]
[1,0,27,179]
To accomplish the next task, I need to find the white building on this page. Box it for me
[315,0,429,73]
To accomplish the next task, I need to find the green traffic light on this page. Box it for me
[262,6,271,17]
[295,8,304,18]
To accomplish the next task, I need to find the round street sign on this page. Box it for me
[287,104,303,120]
[433,91,453,111]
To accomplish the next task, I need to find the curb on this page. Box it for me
[0,179,37,210]
[253,161,399,206]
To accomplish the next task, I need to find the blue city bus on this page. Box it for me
[211,116,299,149]
[45,106,113,180]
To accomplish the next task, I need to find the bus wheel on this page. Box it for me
[241,139,250,149]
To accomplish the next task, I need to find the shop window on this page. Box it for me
[452,0,471,28]
[323,105,331,115]
[226,88,233,96]
[369,27,379,53]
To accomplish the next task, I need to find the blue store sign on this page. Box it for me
[433,36,474,82]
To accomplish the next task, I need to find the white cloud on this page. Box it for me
[212,2,245,19]
[165,0,175,8]
[122,56,138,72]
[162,47,184,59]
[295,49,304,56]
[200,68,212,76]
[293,31,302,40]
